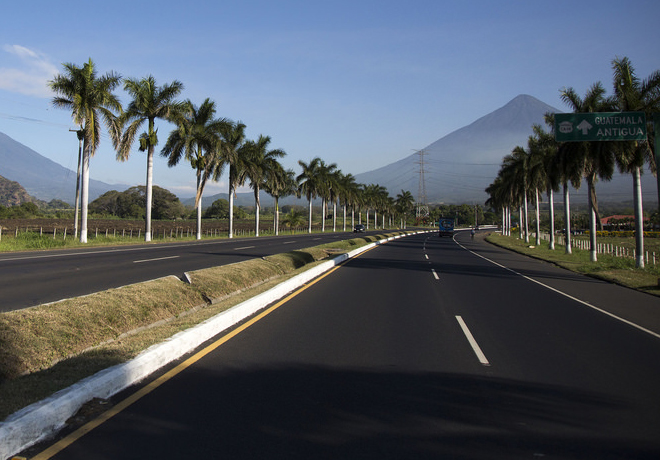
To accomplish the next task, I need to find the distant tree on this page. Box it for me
[89,190,122,216]
[46,199,72,210]
[19,202,39,216]
[90,186,186,219]
[203,198,230,219]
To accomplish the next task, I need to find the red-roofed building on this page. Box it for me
[600,215,649,230]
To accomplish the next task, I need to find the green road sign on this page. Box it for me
[554,112,647,142]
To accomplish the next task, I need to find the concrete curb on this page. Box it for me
[0,231,425,459]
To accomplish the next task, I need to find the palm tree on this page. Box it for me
[244,135,286,236]
[218,121,248,238]
[560,83,616,261]
[49,58,122,243]
[533,115,561,250]
[611,56,660,268]
[501,146,531,242]
[161,98,230,239]
[485,177,508,234]
[264,165,296,235]
[396,190,415,229]
[117,75,184,242]
[326,170,341,232]
[527,129,549,246]
[296,157,325,233]
[314,160,338,232]
[337,172,359,231]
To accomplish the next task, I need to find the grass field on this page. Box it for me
[487,232,660,297]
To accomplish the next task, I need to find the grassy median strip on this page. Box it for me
[486,233,660,297]
[0,233,395,420]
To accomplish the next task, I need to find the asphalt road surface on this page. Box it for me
[28,231,660,459]
[0,230,368,312]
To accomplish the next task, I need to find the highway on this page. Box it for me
[0,231,364,312]
[31,230,660,459]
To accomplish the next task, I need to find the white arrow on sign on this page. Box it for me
[577,119,593,135]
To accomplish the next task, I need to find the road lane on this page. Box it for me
[30,232,660,459]
[0,231,358,312]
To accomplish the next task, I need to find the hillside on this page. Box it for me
[0,131,121,204]
[0,175,34,206]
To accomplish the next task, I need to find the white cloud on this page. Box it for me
[0,45,58,98]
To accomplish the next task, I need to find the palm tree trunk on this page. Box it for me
[80,140,90,244]
[254,187,260,237]
[307,198,312,233]
[633,165,645,268]
[320,199,325,232]
[548,189,555,250]
[534,189,540,246]
[274,196,279,236]
[563,183,572,255]
[74,130,83,239]
[333,200,337,232]
[524,194,529,243]
[229,181,235,238]
[343,204,347,232]
[195,172,203,240]
[144,147,154,242]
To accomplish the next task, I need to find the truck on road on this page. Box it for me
[438,218,455,237]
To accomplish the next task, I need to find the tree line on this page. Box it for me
[486,56,659,268]
[48,59,417,243]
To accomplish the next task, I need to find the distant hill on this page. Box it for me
[355,94,656,205]
[0,174,34,206]
[0,131,123,204]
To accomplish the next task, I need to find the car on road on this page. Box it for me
[353,224,365,233]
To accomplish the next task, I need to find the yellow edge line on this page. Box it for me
[32,245,378,459]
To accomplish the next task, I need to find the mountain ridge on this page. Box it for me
[0,131,123,203]
[355,94,655,205]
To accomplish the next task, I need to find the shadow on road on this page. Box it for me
[64,364,660,460]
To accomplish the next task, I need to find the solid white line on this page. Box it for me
[133,255,180,264]
[456,241,660,340]
[456,315,490,366]
[431,269,439,280]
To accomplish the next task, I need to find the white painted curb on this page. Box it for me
[0,231,428,459]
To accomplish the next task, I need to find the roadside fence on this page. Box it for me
[537,232,657,266]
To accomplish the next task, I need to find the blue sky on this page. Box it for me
[1,0,658,198]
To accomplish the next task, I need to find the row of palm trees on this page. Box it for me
[48,58,416,243]
[486,56,660,268]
